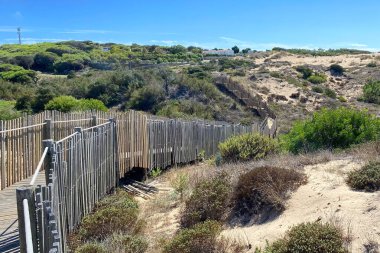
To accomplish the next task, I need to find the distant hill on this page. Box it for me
[0,41,203,75]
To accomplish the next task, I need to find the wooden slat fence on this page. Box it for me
[214,73,277,120]
[2,110,276,190]
[13,110,277,253]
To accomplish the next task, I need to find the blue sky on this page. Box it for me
[1,0,380,51]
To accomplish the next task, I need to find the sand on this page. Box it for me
[223,159,380,252]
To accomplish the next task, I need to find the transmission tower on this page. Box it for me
[17,27,21,45]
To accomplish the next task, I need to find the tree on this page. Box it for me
[232,46,240,54]
[33,52,57,72]
[242,48,251,54]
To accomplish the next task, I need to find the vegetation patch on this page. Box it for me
[307,73,327,84]
[231,166,306,224]
[45,96,108,112]
[362,80,380,104]
[329,64,345,76]
[0,100,20,120]
[76,191,144,242]
[258,221,348,253]
[218,133,278,163]
[347,162,380,192]
[181,172,231,228]
[281,108,380,154]
[163,220,245,253]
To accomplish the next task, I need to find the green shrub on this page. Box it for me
[347,162,380,192]
[367,62,377,68]
[362,80,380,104]
[261,222,347,253]
[312,86,324,93]
[75,243,106,253]
[45,96,79,112]
[45,96,107,112]
[281,108,380,154]
[232,166,306,224]
[163,220,222,253]
[307,73,327,84]
[338,96,347,103]
[295,66,313,79]
[0,100,21,120]
[79,193,143,240]
[270,72,283,79]
[104,234,148,253]
[0,64,37,83]
[181,173,231,228]
[170,172,189,201]
[79,98,108,112]
[33,52,57,72]
[329,64,345,76]
[324,88,337,99]
[127,85,165,112]
[218,133,278,163]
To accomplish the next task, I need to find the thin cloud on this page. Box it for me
[149,40,178,45]
[57,29,116,34]
[13,11,23,20]
[0,26,33,33]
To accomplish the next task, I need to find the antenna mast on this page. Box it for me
[17,27,21,45]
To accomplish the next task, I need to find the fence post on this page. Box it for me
[16,185,38,253]
[43,140,54,185]
[91,115,97,126]
[43,119,52,140]
[109,118,119,186]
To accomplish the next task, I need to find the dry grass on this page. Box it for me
[231,166,307,225]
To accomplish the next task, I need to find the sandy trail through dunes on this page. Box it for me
[223,159,380,252]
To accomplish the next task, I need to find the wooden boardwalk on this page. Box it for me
[0,173,45,253]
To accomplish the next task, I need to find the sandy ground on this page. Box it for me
[223,159,380,253]
[255,53,380,69]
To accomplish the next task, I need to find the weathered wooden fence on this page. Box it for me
[1,110,276,190]
[13,111,274,252]
[17,120,117,252]
[214,74,277,119]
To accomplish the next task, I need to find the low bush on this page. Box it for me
[45,96,108,112]
[346,162,380,192]
[338,96,347,102]
[260,222,347,253]
[163,220,222,253]
[367,62,377,68]
[127,85,165,112]
[181,173,231,228]
[78,192,144,241]
[0,100,20,120]
[270,72,283,79]
[362,80,380,104]
[232,166,306,224]
[295,66,313,79]
[312,86,324,93]
[307,73,327,84]
[218,133,278,163]
[0,64,37,83]
[324,87,337,99]
[329,64,345,76]
[281,108,380,154]
[104,234,148,253]
[75,243,106,253]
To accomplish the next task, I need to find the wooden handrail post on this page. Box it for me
[43,140,54,185]
[43,119,52,140]
[91,115,97,126]
[16,185,38,253]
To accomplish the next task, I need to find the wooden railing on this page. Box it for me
[214,74,277,119]
[1,110,276,190]
[13,111,276,252]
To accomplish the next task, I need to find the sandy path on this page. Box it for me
[223,159,380,252]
